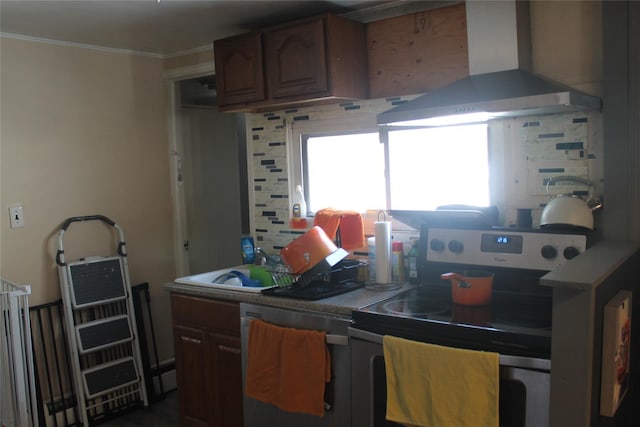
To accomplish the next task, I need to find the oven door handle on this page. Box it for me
[348,326,383,344]
[348,327,551,370]
[242,316,349,346]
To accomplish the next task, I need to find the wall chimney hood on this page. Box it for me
[377,1,602,126]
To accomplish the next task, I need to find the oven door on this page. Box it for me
[240,303,352,427]
[349,327,551,427]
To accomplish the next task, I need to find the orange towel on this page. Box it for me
[314,208,365,251]
[314,208,341,240]
[245,319,330,417]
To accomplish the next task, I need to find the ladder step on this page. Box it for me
[76,315,133,354]
[82,357,139,399]
[69,257,127,308]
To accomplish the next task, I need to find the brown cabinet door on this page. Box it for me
[214,32,265,106]
[173,325,212,427]
[265,18,328,99]
[171,294,243,427]
[211,333,243,427]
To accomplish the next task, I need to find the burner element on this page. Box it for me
[382,298,450,317]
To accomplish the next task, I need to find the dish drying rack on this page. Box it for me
[1,279,38,427]
[265,264,301,287]
[256,247,363,288]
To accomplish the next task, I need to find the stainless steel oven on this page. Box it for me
[349,219,588,427]
[350,327,550,427]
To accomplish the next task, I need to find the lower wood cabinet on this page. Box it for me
[171,293,243,427]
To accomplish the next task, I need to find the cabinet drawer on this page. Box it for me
[171,293,240,336]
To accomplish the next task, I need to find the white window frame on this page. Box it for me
[288,114,378,214]
[288,114,505,221]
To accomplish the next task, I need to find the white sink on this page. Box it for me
[174,266,273,293]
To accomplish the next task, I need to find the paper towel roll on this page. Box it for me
[375,221,392,284]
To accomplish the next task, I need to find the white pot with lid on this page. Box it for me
[540,176,602,230]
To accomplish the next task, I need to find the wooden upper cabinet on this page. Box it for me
[214,32,265,107]
[366,3,469,99]
[214,13,368,111]
[265,18,329,99]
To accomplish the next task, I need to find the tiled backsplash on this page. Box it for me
[247,97,411,253]
[247,98,603,254]
[501,111,603,227]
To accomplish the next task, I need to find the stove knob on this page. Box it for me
[448,240,464,254]
[563,246,581,260]
[541,245,557,259]
[430,239,445,252]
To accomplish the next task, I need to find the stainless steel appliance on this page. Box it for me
[376,1,601,126]
[349,222,588,427]
[240,303,351,426]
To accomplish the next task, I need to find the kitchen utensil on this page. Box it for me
[540,176,602,230]
[440,270,494,306]
[280,226,345,274]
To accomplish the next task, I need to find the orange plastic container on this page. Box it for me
[440,270,494,306]
[280,226,338,274]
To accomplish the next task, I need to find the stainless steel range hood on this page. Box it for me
[377,1,602,126]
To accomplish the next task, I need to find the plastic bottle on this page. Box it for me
[391,240,404,282]
[240,235,255,264]
[290,185,308,229]
[367,237,376,282]
[408,240,419,285]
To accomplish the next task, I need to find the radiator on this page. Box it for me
[1,279,38,427]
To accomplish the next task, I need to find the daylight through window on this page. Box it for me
[302,123,489,214]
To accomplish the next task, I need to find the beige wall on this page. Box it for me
[0,37,176,360]
[163,48,214,71]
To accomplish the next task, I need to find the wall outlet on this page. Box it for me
[9,205,24,228]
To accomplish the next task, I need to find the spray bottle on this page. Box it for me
[290,185,308,229]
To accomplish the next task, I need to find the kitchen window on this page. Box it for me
[290,117,490,214]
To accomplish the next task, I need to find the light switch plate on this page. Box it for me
[9,205,24,228]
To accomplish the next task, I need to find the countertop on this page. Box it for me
[540,239,640,291]
[164,281,413,317]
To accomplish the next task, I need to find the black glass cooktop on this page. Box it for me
[352,287,553,358]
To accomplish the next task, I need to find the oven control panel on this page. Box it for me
[426,228,587,271]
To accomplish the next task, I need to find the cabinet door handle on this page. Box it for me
[218,344,240,354]
[181,336,201,344]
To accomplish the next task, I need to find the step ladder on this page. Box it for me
[56,215,148,426]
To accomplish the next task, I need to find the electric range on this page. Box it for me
[351,224,589,358]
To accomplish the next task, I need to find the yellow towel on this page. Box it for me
[383,335,499,427]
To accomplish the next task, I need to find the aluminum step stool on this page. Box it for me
[56,215,148,426]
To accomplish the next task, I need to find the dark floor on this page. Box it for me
[97,390,179,427]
